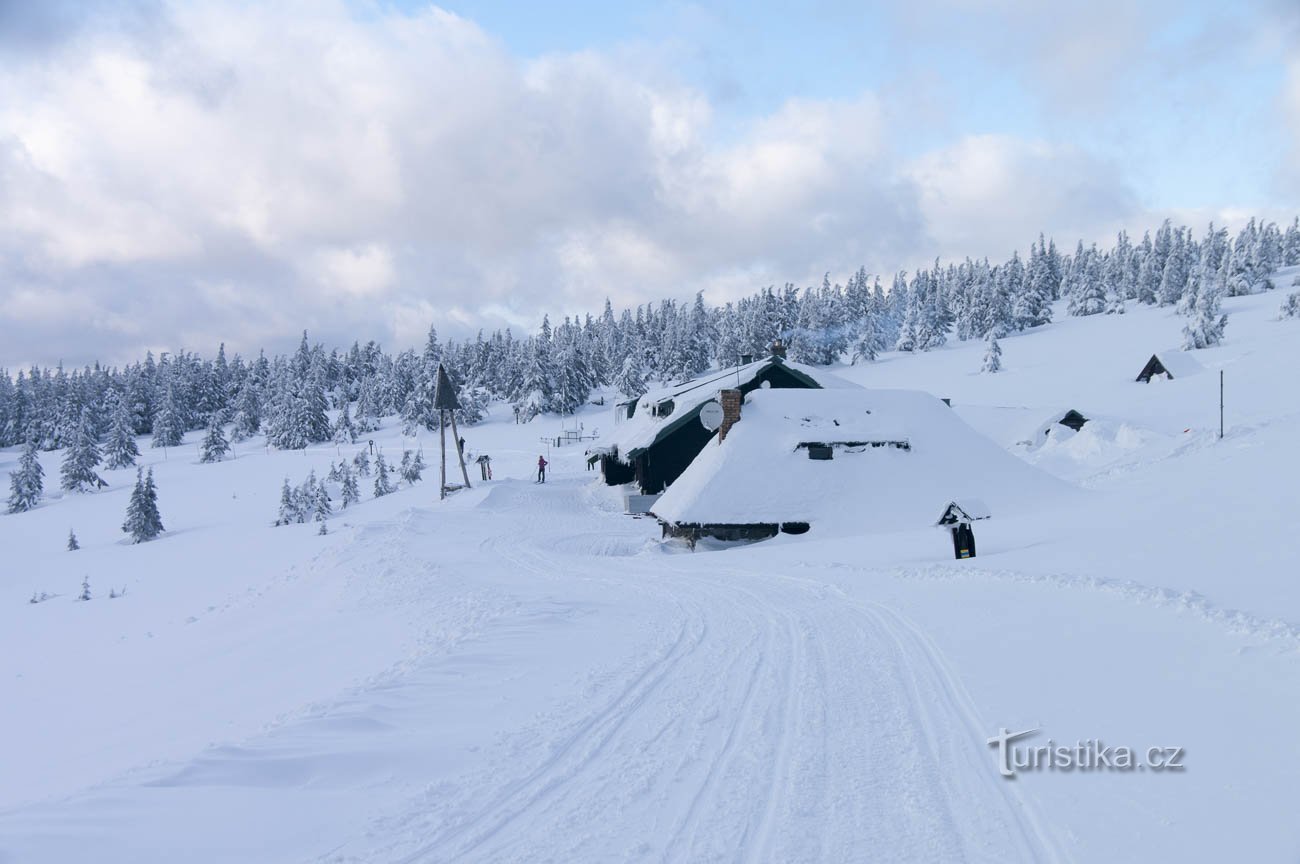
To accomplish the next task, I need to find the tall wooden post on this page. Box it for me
[448,411,473,489]
[433,362,470,498]
[439,408,447,500]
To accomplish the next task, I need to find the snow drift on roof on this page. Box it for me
[651,388,1068,534]
[608,358,857,459]
[1149,350,1206,379]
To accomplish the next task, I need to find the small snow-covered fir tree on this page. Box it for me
[61,408,106,493]
[333,401,357,444]
[7,440,44,513]
[400,449,425,485]
[1279,291,1300,320]
[122,467,164,543]
[313,480,332,522]
[353,450,371,477]
[981,332,1003,373]
[78,576,91,601]
[199,414,230,463]
[373,453,395,497]
[327,460,345,483]
[340,464,360,508]
[275,478,297,526]
[104,399,140,469]
[67,529,79,551]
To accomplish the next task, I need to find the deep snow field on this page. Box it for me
[3,279,1299,862]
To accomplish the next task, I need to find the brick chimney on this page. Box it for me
[770,338,787,359]
[718,389,742,442]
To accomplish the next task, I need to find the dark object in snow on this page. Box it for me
[1136,351,1204,382]
[1058,410,1088,432]
[936,499,990,560]
[806,444,833,460]
[476,454,493,481]
[661,520,809,550]
[951,523,976,559]
[434,363,472,499]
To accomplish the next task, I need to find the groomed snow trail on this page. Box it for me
[351,480,1058,863]
[0,478,1057,862]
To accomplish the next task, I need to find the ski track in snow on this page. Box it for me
[312,481,1061,863]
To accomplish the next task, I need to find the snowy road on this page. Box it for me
[342,480,1058,862]
[0,479,1057,862]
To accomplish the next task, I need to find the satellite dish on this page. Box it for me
[699,400,724,431]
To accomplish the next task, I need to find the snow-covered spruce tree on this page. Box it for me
[122,467,164,543]
[199,414,230,463]
[981,333,1003,373]
[400,449,425,485]
[60,408,106,493]
[340,464,360,508]
[228,382,261,442]
[455,385,488,426]
[151,386,184,449]
[78,576,91,601]
[373,453,394,497]
[7,440,44,513]
[67,529,79,551]
[275,478,296,526]
[353,449,371,476]
[614,353,648,399]
[1067,246,1107,316]
[104,398,140,469]
[333,401,357,444]
[312,480,332,523]
[1182,272,1229,350]
[1279,289,1300,320]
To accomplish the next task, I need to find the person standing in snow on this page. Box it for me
[537,455,548,483]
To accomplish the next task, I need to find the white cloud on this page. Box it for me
[904,134,1139,261]
[0,0,1254,368]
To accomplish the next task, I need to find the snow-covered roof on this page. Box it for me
[1148,350,1205,379]
[651,388,1066,534]
[937,499,991,525]
[608,357,856,460]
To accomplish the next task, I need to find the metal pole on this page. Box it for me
[1219,370,1224,440]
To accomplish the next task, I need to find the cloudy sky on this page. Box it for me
[1,0,1297,368]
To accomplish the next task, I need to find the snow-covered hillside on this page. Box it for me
[2,282,1299,862]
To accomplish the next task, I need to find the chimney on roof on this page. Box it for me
[740,353,753,365]
[770,339,787,359]
[718,389,742,442]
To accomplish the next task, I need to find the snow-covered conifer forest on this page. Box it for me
[1,217,1294,452]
